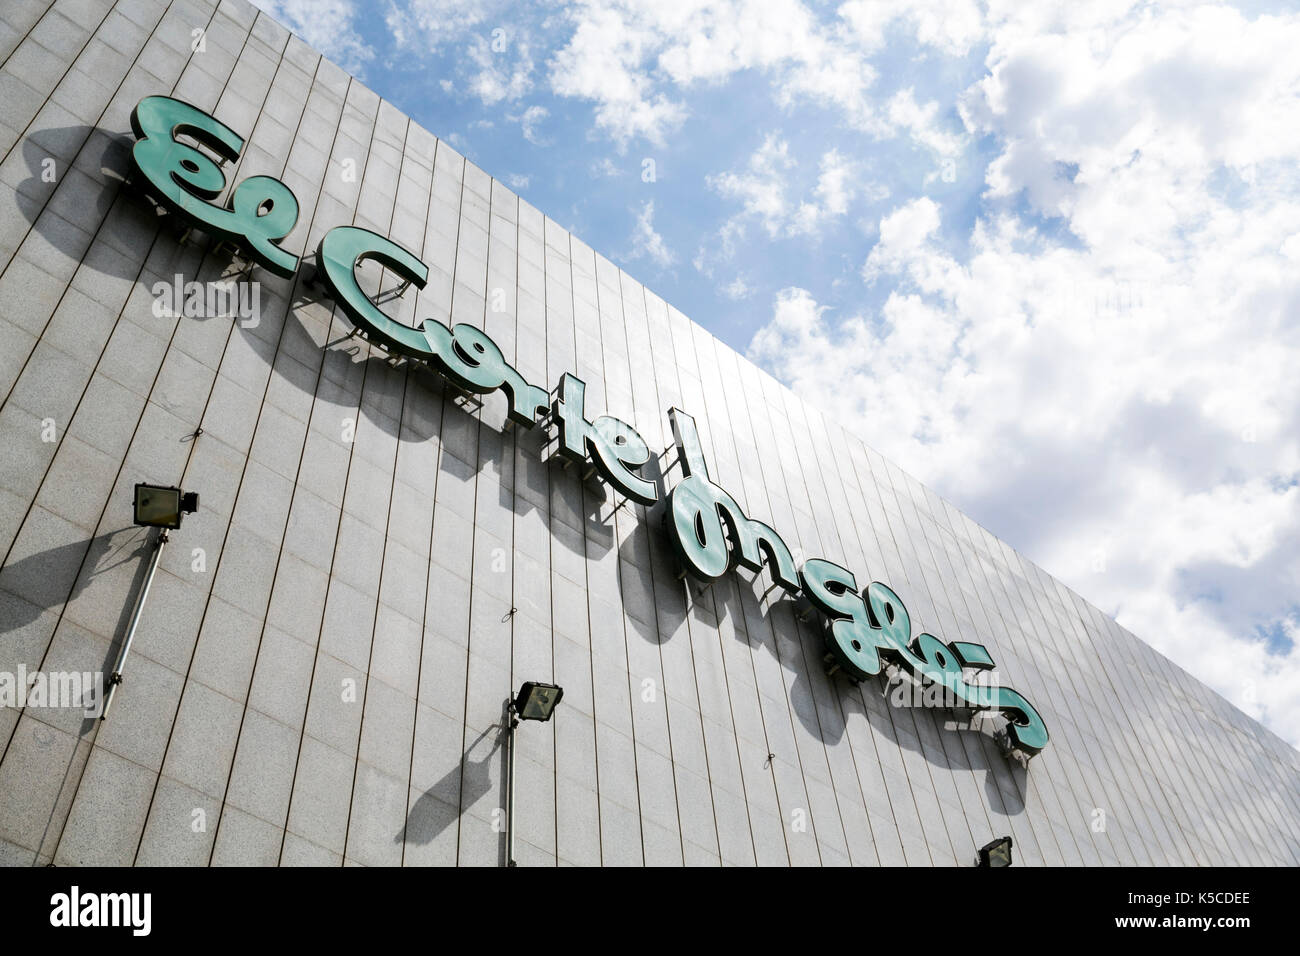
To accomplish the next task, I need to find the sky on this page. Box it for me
[251,0,1300,751]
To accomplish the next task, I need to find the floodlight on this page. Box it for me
[977,835,1014,867]
[504,680,565,867]
[106,482,200,719]
[133,483,199,529]
[513,681,564,722]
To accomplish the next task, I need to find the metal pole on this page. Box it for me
[505,697,519,867]
[100,528,168,720]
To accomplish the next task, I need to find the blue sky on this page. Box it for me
[255,0,1300,750]
[262,0,998,345]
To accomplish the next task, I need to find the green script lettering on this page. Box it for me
[130,95,300,278]
[315,226,549,426]
[553,373,657,504]
[664,407,801,593]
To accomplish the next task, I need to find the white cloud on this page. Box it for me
[376,0,989,150]
[722,274,753,300]
[862,196,943,280]
[545,0,962,147]
[708,133,795,238]
[385,0,491,50]
[509,104,550,145]
[629,199,675,267]
[749,3,1300,749]
[839,0,987,57]
[256,0,375,75]
[887,88,966,157]
[465,30,535,104]
[382,2,538,107]
[813,149,855,216]
[708,135,867,243]
[547,3,687,147]
[504,173,530,190]
[692,218,746,279]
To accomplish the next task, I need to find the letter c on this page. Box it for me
[316,226,430,358]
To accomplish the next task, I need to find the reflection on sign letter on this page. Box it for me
[663,408,800,593]
[553,373,656,505]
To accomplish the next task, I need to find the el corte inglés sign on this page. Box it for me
[126,95,1049,758]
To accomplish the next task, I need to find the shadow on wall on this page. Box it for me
[17,127,135,278]
[0,525,157,861]
[1,531,125,635]
[397,721,508,864]
[0,526,156,740]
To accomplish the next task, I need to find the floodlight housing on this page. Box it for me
[513,681,563,722]
[977,835,1014,867]
[133,483,199,529]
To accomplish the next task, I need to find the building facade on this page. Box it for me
[1,0,1297,866]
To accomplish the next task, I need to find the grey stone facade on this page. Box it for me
[0,0,1297,866]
